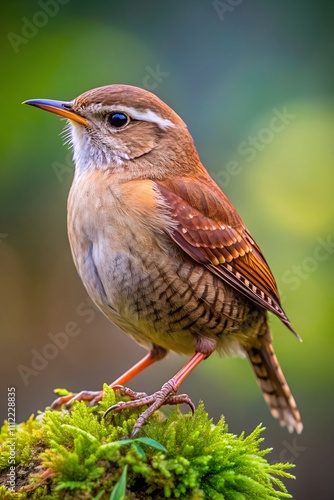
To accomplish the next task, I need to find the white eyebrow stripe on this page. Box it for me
[87,103,175,129]
[125,107,175,129]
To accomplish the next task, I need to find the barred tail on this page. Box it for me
[247,338,303,434]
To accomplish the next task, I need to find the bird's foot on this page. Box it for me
[104,382,195,437]
[50,389,104,410]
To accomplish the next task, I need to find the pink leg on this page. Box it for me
[104,352,208,437]
[50,346,166,409]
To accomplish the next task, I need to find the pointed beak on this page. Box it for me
[23,98,88,126]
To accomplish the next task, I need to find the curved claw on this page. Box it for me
[50,390,104,410]
[112,385,149,400]
[89,391,105,406]
[103,393,154,418]
[50,393,75,410]
[103,402,127,419]
[103,382,196,435]
[65,390,104,408]
[169,393,196,414]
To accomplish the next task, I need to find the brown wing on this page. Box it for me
[155,175,300,339]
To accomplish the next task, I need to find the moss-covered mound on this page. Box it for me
[0,385,294,499]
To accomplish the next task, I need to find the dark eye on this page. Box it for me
[107,112,129,128]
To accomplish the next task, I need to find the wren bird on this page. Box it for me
[24,85,302,436]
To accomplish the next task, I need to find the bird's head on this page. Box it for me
[24,84,199,179]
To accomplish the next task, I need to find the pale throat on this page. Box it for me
[69,123,127,175]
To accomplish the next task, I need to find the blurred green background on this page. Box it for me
[1,1,333,497]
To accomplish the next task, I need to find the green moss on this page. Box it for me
[0,385,294,499]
